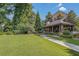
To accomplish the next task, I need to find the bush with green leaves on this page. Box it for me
[61,30,73,38]
[63,30,71,35]
[15,23,35,34]
[15,23,27,34]
[73,33,79,38]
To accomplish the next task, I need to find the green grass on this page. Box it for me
[0,34,79,56]
[48,35,79,46]
[57,37,79,46]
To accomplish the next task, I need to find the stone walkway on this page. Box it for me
[41,35,79,52]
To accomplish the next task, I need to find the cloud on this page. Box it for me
[59,7,67,11]
[57,3,62,7]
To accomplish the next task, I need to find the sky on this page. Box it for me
[32,3,79,20]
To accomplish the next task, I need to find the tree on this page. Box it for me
[46,12,52,21]
[35,12,41,33]
[0,3,37,34]
[13,3,35,33]
[41,20,45,32]
[0,3,12,32]
[67,10,76,23]
[73,17,79,31]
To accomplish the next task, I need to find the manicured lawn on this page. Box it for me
[48,35,79,46]
[56,37,79,46]
[0,34,79,56]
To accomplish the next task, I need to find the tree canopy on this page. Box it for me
[35,12,42,33]
[0,4,79,34]
[67,10,76,23]
[0,3,37,34]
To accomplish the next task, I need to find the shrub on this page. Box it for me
[15,23,28,34]
[13,30,24,34]
[61,30,73,38]
[61,35,73,38]
[63,30,71,35]
[15,23,35,34]
[73,33,79,38]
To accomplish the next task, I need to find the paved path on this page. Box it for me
[41,35,79,52]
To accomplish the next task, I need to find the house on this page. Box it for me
[45,11,74,33]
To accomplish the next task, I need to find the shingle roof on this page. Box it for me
[45,11,74,27]
[45,19,73,27]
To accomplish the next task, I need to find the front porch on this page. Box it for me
[45,24,74,33]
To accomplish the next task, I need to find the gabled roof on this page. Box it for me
[53,11,67,16]
[46,20,73,27]
[45,19,73,27]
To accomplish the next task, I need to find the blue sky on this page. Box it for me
[32,3,79,20]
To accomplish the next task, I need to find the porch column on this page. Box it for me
[69,25,74,31]
[72,25,74,31]
[47,27,49,32]
[48,27,50,32]
[52,26,53,32]
[59,24,64,32]
[59,25,61,32]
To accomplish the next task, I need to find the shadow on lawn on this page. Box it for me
[61,38,79,56]
[65,48,79,56]
[63,42,79,56]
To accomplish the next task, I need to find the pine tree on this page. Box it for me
[67,10,76,23]
[46,12,52,21]
[35,12,41,33]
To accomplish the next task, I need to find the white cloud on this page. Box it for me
[57,3,62,7]
[59,7,67,11]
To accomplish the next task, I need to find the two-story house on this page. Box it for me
[45,11,74,33]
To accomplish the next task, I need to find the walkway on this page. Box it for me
[41,35,79,52]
